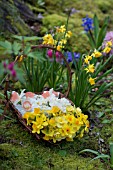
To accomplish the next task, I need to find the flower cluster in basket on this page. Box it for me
[10,89,89,143]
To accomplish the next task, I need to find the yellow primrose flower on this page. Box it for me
[65,31,72,38]
[85,64,95,73]
[103,46,111,54]
[92,49,102,58]
[88,77,96,85]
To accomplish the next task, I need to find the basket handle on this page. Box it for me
[31,44,72,98]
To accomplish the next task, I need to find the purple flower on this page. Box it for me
[3,62,7,68]
[11,70,16,77]
[82,16,93,32]
[64,51,80,63]
[7,62,14,71]
[47,49,53,58]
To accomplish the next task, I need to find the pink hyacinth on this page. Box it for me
[47,49,53,58]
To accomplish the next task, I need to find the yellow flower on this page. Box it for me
[84,55,92,64]
[59,39,67,45]
[43,135,50,141]
[56,45,62,51]
[23,112,35,125]
[85,64,95,73]
[43,34,55,45]
[62,124,74,137]
[106,41,112,47]
[66,105,74,112]
[92,49,102,58]
[51,106,60,114]
[56,25,66,33]
[48,118,56,127]
[34,108,41,115]
[65,31,72,38]
[65,114,75,124]
[103,46,111,54]
[88,77,96,85]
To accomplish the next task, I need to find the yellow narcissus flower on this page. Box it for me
[16,55,24,62]
[48,118,56,127]
[106,41,112,47]
[43,135,50,141]
[85,64,95,73]
[34,108,41,114]
[62,124,74,137]
[84,55,92,64]
[103,46,111,54]
[56,45,62,51]
[88,77,96,85]
[65,31,72,38]
[66,105,75,112]
[43,34,55,45]
[92,49,102,58]
[51,106,60,114]
[59,39,67,45]
[23,112,36,125]
[65,114,75,124]
[56,25,66,33]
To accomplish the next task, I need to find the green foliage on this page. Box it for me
[79,143,113,169]
[69,51,113,111]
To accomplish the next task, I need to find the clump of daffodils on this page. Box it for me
[42,25,72,51]
[84,41,112,86]
[23,105,89,143]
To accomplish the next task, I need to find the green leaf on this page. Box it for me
[93,14,99,42]
[28,51,46,62]
[12,35,42,41]
[90,154,110,163]
[96,16,109,48]
[79,149,99,155]
[102,119,110,124]
[24,45,31,55]
[0,40,12,49]
[12,41,21,55]
[0,92,5,99]
[0,108,4,115]
[97,112,105,118]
